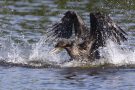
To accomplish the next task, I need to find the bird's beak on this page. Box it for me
[49,47,63,54]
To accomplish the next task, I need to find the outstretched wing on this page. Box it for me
[48,11,89,41]
[90,12,127,46]
[89,12,127,59]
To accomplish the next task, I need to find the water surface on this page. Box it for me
[0,0,135,90]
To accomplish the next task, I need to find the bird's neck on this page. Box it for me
[65,47,75,59]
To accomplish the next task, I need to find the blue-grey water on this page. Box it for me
[0,0,135,90]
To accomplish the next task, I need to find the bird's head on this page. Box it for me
[50,40,73,54]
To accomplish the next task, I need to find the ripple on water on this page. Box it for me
[0,0,134,90]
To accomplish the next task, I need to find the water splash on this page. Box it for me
[27,36,71,67]
[99,40,135,66]
[60,40,135,67]
[0,35,134,68]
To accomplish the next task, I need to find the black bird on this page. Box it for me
[49,11,127,61]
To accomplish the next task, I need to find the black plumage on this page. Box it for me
[49,11,127,61]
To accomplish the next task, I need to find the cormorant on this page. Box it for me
[49,11,127,61]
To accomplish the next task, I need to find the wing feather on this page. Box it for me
[89,12,127,59]
[48,11,89,41]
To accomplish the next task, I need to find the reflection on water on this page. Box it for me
[0,0,135,90]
